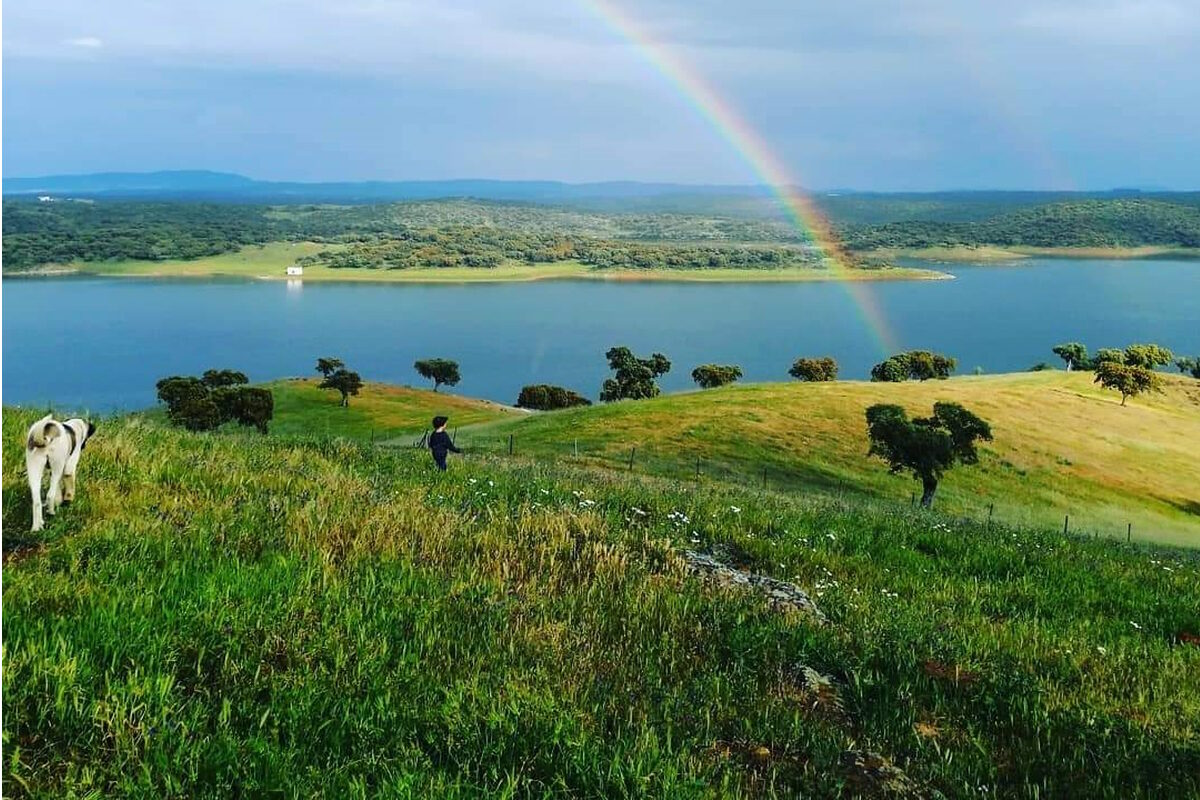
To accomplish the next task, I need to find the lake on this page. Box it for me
[3,258,1198,412]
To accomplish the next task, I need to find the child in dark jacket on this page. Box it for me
[428,416,461,471]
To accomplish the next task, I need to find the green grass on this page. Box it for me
[405,372,1200,547]
[265,378,522,441]
[3,407,1199,797]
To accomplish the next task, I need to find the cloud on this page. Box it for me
[1019,0,1200,43]
[3,1,1198,188]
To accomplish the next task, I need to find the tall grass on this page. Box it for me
[4,408,1199,797]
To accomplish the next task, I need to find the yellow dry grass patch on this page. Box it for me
[268,378,522,440]
[490,372,1200,545]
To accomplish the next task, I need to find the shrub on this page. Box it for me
[201,369,249,388]
[788,357,838,382]
[157,372,273,432]
[871,351,956,382]
[516,384,592,411]
[691,364,743,389]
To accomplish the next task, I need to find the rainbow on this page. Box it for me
[582,0,900,355]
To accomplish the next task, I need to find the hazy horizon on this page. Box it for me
[5,167,1195,196]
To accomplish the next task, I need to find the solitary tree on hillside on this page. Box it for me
[1094,361,1159,406]
[789,357,838,382]
[599,346,671,402]
[1051,343,1090,372]
[414,359,461,392]
[691,364,743,389]
[315,357,345,379]
[320,368,364,407]
[866,402,993,508]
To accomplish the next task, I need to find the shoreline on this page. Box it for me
[6,261,950,285]
[7,242,1198,283]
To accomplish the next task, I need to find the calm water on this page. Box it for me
[4,259,1198,412]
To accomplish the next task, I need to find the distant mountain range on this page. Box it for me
[2,170,780,204]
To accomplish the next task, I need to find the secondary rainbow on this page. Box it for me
[581,0,900,355]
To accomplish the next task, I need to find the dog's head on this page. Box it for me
[83,420,96,449]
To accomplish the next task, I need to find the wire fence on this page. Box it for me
[391,428,1150,545]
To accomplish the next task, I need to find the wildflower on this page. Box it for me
[1130,621,1142,630]
[1096,646,1107,655]
[730,506,741,514]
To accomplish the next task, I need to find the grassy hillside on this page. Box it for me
[444,373,1200,547]
[4,407,1199,797]
[266,378,521,440]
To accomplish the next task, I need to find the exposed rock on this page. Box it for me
[840,750,923,798]
[682,550,826,624]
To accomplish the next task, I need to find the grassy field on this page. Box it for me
[60,243,943,283]
[434,373,1200,547]
[266,378,522,441]
[4,406,1199,797]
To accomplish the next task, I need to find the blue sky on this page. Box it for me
[4,0,1198,189]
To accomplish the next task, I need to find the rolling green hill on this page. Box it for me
[3,405,1199,797]
[288,372,1199,546]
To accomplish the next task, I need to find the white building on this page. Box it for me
[286,266,304,276]
[37,196,53,202]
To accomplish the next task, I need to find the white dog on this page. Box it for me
[26,414,95,532]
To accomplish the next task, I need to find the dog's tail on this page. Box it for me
[28,415,59,450]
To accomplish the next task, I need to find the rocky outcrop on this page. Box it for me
[840,750,924,798]
[682,550,826,624]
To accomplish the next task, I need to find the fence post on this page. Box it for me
[1063,515,1069,535]
[696,458,701,480]
[573,438,578,458]
[628,447,636,471]
[987,503,994,529]
[1127,522,1132,543]
[452,426,457,444]
[508,434,514,456]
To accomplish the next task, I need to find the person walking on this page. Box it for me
[428,415,462,471]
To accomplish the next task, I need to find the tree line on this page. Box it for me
[9,196,1199,272]
[842,199,1200,251]
[1049,341,1190,405]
